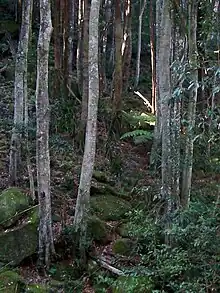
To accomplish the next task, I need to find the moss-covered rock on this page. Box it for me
[87,215,109,244]
[112,276,154,293]
[90,195,131,221]
[0,270,25,293]
[112,238,136,256]
[0,187,30,228]
[0,208,38,266]
[117,222,131,237]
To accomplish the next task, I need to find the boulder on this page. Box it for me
[112,238,136,256]
[0,187,30,228]
[0,208,38,266]
[90,195,131,221]
[87,215,110,244]
[0,270,25,293]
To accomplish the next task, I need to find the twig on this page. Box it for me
[134,91,153,111]
[92,256,125,276]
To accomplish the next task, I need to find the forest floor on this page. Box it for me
[0,79,158,291]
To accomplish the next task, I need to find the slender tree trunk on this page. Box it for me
[181,0,198,208]
[150,0,162,169]
[112,0,123,120]
[134,0,147,89]
[74,0,100,267]
[122,0,132,92]
[9,0,33,185]
[36,0,54,269]
[149,0,156,113]
[81,0,90,130]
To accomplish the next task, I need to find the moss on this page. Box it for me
[117,222,131,237]
[0,187,30,227]
[87,215,109,244]
[90,195,131,221]
[0,270,25,293]
[0,221,38,265]
[112,238,136,256]
[113,276,154,293]
[25,284,49,292]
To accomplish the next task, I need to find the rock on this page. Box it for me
[87,215,110,244]
[90,195,131,221]
[0,208,38,266]
[0,187,30,228]
[112,276,154,293]
[0,270,25,293]
[112,238,136,256]
[117,222,130,237]
[92,171,109,183]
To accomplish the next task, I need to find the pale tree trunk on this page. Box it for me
[134,0,147,89]
[74,0,100,267]
[9,0,33,186]
[181,1,198,208]
[36,0,54,269]
[77,0,84,93]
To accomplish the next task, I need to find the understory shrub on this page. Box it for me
[123,199,220,292]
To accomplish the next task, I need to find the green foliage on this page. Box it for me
[121,111,155,144]
[118,196,220,292]
[121,129,153,144]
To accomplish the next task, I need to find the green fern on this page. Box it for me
[121,129,153,144]
[122,111,156,129]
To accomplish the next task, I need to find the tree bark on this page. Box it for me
[134,0,147,89]
[74,0,100,267]
[36,0,54,269]
[9,0,33,185]
[181,0,198,208]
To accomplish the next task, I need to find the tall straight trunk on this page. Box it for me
[52,0,61,96]
[9,0,33,185]
[122,0,132,92]
[134,0,147,89]
[77,0,84,93]
[159,0,173,212]
[113,0,123,115]
[150,0,162,168]
[74,0,100,267]
[36,0,54,269]
[81,0,90,130]
[181,0,198,208]
[149,0,156,113]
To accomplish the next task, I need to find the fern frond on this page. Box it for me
[120,129,153,140]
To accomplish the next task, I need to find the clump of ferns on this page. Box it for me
[121,110,155,144]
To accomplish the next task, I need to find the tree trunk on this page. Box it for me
[9,0,33,186]
[74,0,100,267]
[149,0,156,113]
[134,0,147,89]
[150,0,162,169]
[122,0,132,92]
[80,0,90,131]
[36,0,54,269]
[112,0,123,128]
[181,0,198,208]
